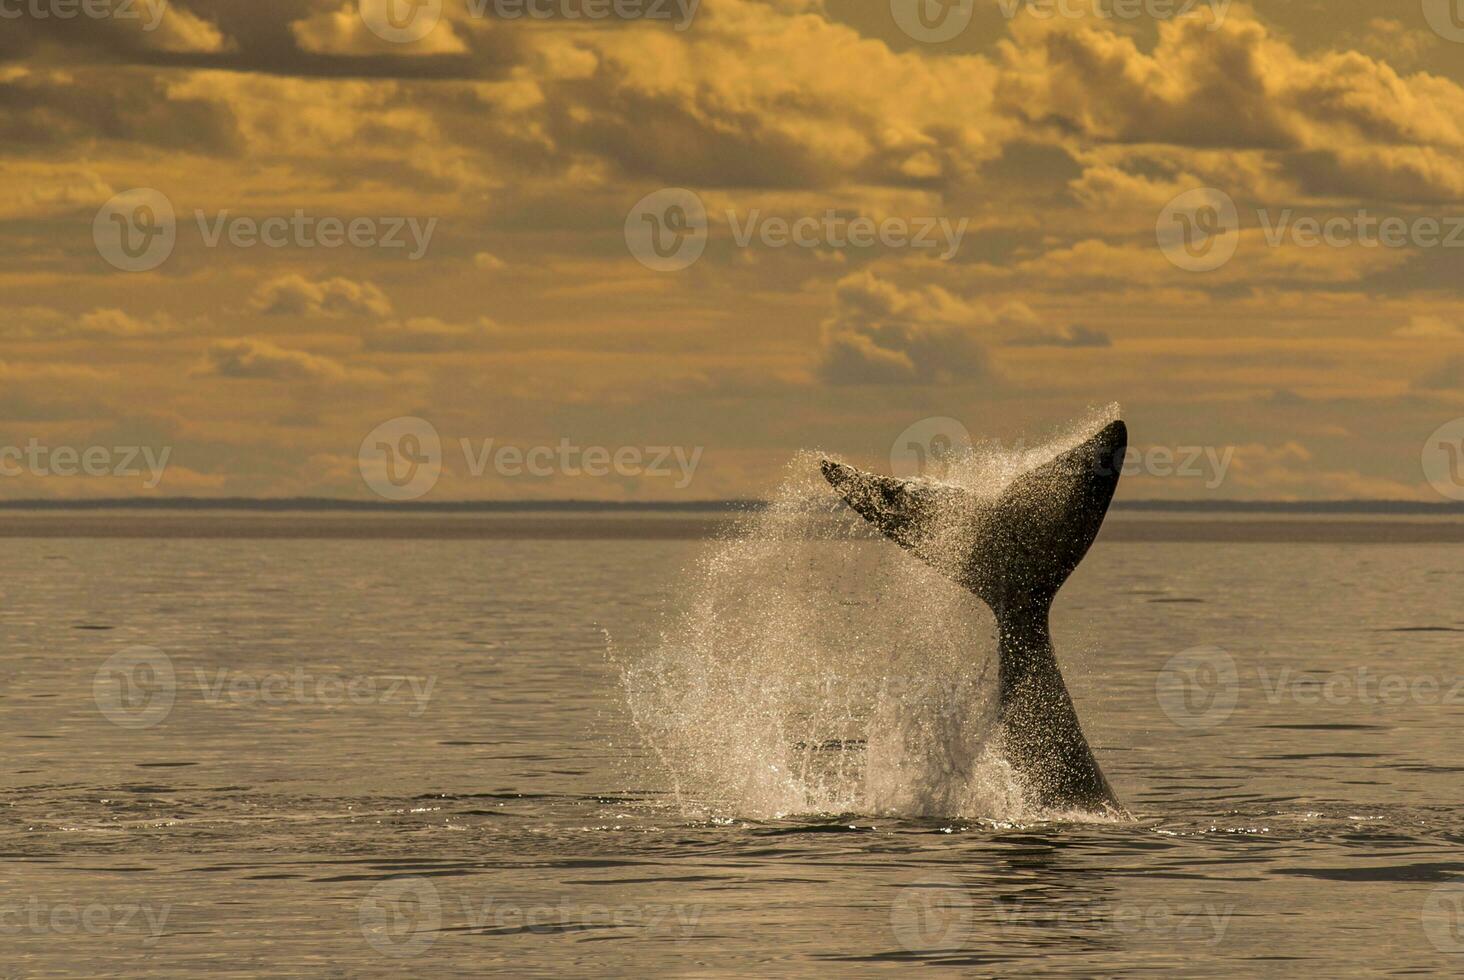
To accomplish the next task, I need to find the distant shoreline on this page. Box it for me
[0,511,1459,542]
[0,497,1462,515]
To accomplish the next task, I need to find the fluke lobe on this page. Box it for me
[820,420,1127,815]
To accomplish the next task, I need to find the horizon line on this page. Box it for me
[0,497,1459,515]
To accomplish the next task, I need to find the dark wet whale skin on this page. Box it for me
[821,420,1128,814]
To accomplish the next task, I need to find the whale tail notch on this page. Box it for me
[819,420,1126,614]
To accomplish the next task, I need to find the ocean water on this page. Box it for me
[2,530,1464,976]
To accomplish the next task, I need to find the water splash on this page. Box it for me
[622,407,1119,821]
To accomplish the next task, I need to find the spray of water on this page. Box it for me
[621,407,1119,821]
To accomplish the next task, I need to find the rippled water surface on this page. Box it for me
[2,534,1464,976]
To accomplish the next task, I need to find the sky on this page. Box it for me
[6,0,1464,502]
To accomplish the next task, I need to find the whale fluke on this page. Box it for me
[820,420,1127,813]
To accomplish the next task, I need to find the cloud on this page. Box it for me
[0,0,232,57]
[1345,18,1437,72]
[816,271,1014,386]
[1394,315,1462,339]
[1217,440,1420,499]
[290,1,470,56]
[0,164,113,219]
[0,307,189,340]
[74,308,187,338]
[249,275,394,318]
[364,316,504,353]
[1006,324,1111,348]
[1412,355,1464,392]
[999,11,1464,201]
[198,339,347,381]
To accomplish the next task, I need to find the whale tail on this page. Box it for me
[819,419,1128,812]
[819,420,1126,615]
